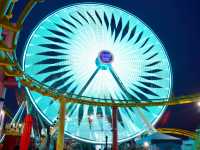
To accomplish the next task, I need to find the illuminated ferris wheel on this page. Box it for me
[22,3,172,144]
[2,1,200,150]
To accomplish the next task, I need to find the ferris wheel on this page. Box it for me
[22,3,172,144]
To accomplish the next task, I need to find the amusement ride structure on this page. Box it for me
[0,1,199,150]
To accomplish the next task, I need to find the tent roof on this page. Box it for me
[146,132,181,140]
[137,132,182,144]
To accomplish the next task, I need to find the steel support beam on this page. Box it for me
[135,108,156,133]
[112,106,118,150]
[56,99,66,150]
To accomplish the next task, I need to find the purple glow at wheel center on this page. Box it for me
[99,50,113,64]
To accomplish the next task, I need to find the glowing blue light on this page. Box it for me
[99,50,113,64]
[22,3,172,144]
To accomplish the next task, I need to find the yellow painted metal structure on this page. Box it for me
[5,0,18,20]
[17,0,44,26]
[0,0,10,18]
[0,17,20,32]
[0,41,14,52]
[4,69,23,77]
[56,99,66,150]
[157,128,197,139]
[19,78,200,107]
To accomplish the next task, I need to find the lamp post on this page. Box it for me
[105,136,108,150]
[143,141,150,150]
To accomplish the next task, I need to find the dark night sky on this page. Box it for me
[5,0,200,133]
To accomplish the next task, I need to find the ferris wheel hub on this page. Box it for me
[96,50,113,70]
[99,50,113,64]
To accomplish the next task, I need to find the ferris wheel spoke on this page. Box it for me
[105,107,112,126]
[116,109,125,128]
[108,66,150,113]
[75,67,101,126]
[78,104,84,126]
[78,67,100,96]
[88,105,94,116]
[108,66,138,101]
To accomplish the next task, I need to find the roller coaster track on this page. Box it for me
[10,66,200,107]
[157,128,197,139]
[0,0,200,108]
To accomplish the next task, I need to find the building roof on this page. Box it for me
[137,132,182,144]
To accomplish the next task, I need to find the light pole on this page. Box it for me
[105,136,108,150]
[143,141,150,150]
